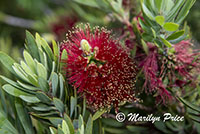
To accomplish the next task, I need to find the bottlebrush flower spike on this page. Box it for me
[174,40,200,79]
[61,24,138,110]
[139,43,172,104]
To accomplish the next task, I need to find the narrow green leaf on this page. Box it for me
[85,115,93,134]
[166,0,186,21]
[37,62,47,80]
[23,50,36,74]
[160,37,172,48]
[38,77,49,92]
[64,114,75,134]
[154,0,162,12]
[141,39,149,55]
[25,31,40,61]
[2,84,31,97]
[78,115,84,134]
[53,98,64,113]
[50,127,57,134]
[32,104,55,111]
[178,97,200,113]
[59,74,64,100]
[12,63,29,82]
[73,0,99,8]
[15,98,34,134]
[0,52,16,75]
[19,95,40,103]
[61,49,68,60]
[176,0,196,24]
[154,121,170,133]
[142,33,154,42]
[52,72,58,96]
[0,111,19,134]
[52,40,59,61]
[166,30,185,40]
[0,75,22,89]
[49,118,63,127]
[141,0,154,20]
[62,120,70,134]
[163,22,179,32]
[36,33,54,63]
[36,91,52,104]
[92,109,106,121]
[126,126,148,132]
[70,96,77,117]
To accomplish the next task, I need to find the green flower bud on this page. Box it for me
[80,39,92,53]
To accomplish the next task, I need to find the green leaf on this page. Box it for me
[155,16,165,26]
[25,31,40,61]
[70,96,77,117]
[49,118,63,126]
[142,33,154,42]
[15,98,34,134]
[0,75,22,89]
[126,126,148,132]
[61,49,68,60]
[12,63,29,83]
[73,0,99,8]
[92,109,106,121]
[2,84,39,103]
[154,0,162,12]
[53,98,64,113]
[52,72,59,96]
[0,111,19,134]
[37,62,47,80]
[78,115,84,134]
[59,74,65,100]
[166,0,185,21]
[62,120,70,134]
[154,121,170,133]
[2,84,30,97]
[85,115,93,134]
[52,40,59,61]
[141,0,154,20]
[23,50,36,74]
[20,60,33,75]
[36,91,52,104]
[166,30,185,40]
[160,37,172,48]
[17,80,38,91]
[64,114,75,134]
[58,125,64,134]
[176,0,196,24]
[141,39,149,55]
[38,77,49,92]
[36,33,54,60]
[0,52,16,75]
[104,128,129,134]
[50,127,57,134]
[19,95,40,103]
[32,104,55,112]
[163,22,179,32]
[178,97,200,113]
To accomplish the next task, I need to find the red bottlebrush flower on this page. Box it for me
[139,43,172,104]
[61,25,138,110]
[174,40,200,79]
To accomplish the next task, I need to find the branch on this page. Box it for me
[0,12,35,29]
